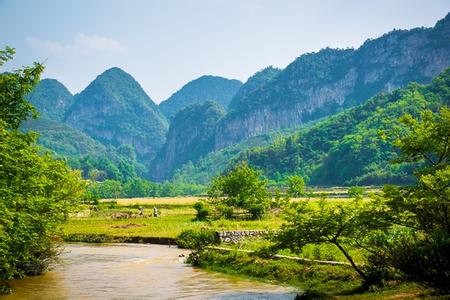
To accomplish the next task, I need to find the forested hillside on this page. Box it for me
[22,118,106,158]
[26,78,74,121]
[228,66,281,111]
[65,67,168,159]
[240,68,450,185]
[151,67,293,182]
[172,129,295,184]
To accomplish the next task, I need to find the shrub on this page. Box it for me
[178,229,221,266]
[287,175,305,197]
[177,229,220,250]
[365,232,450,291]
[193,201,210,221]
[348,186,365,199]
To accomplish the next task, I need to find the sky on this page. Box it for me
[1,0,449,103]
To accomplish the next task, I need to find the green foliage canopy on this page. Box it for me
[0,48,85,290]
[207,163,271,219]
[0,47,43,129]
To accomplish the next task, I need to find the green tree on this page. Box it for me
[122,178,155,198]
[88,180,123,199]
[0,47,43,129]
[0,47,85,293]
[88,168,107,182]
[273,108,450,288]
[348,186,365,200]
[207,162,271,219]
[382,108,449,232]
[373,108,450,290]
[287,175,305,197]
[274,197,387,284]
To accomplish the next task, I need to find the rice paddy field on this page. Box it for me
[64,192,373,256]
[64,196,284,239]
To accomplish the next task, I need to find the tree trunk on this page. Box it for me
[334,242,369,283]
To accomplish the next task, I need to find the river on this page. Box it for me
[2,243,298,299]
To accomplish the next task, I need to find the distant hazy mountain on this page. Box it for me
[151,101,226,181]
[159,75,242,120]
[26,79,74,122]
[65,67,168,159]
[214,13,450,150]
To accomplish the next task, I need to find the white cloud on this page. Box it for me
[25,33,127,56]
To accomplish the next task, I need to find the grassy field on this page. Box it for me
[65,195,366,261]
[64,197,285,239]
[64,195,371,241]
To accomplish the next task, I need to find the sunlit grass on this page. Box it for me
[226,236,366,263]
[65,203,285,239]
[65,194,370,253]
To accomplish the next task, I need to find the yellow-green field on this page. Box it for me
[65,197,285,239]
[65,195,371,240]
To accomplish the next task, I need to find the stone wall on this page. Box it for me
[216,230,269,243]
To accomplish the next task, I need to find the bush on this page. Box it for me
[287,175,305,197]
[193,201,210,221]
[348,186,365,199]
[366,232,450,291]
[272,187,290,209]
[83,189,100,205]
[177,229,220,250]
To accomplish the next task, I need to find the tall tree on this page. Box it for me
[208,162,271,219]
[0,47,85,293]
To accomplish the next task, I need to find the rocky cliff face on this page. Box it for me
[214,14,450,150]
[151,101,225,181]
[159,75,242,120]
[65,67,168,159]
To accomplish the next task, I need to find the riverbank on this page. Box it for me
[64,233,177,245]
[193,248,434,299]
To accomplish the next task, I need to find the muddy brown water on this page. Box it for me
[2,243,298,299]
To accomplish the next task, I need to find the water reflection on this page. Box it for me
[3,243,298,299]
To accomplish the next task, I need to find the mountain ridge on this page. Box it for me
[213,13,450,150]
[159,75,242,120]
[65,67,168,159]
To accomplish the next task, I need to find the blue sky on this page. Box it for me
[1,0,449,103]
